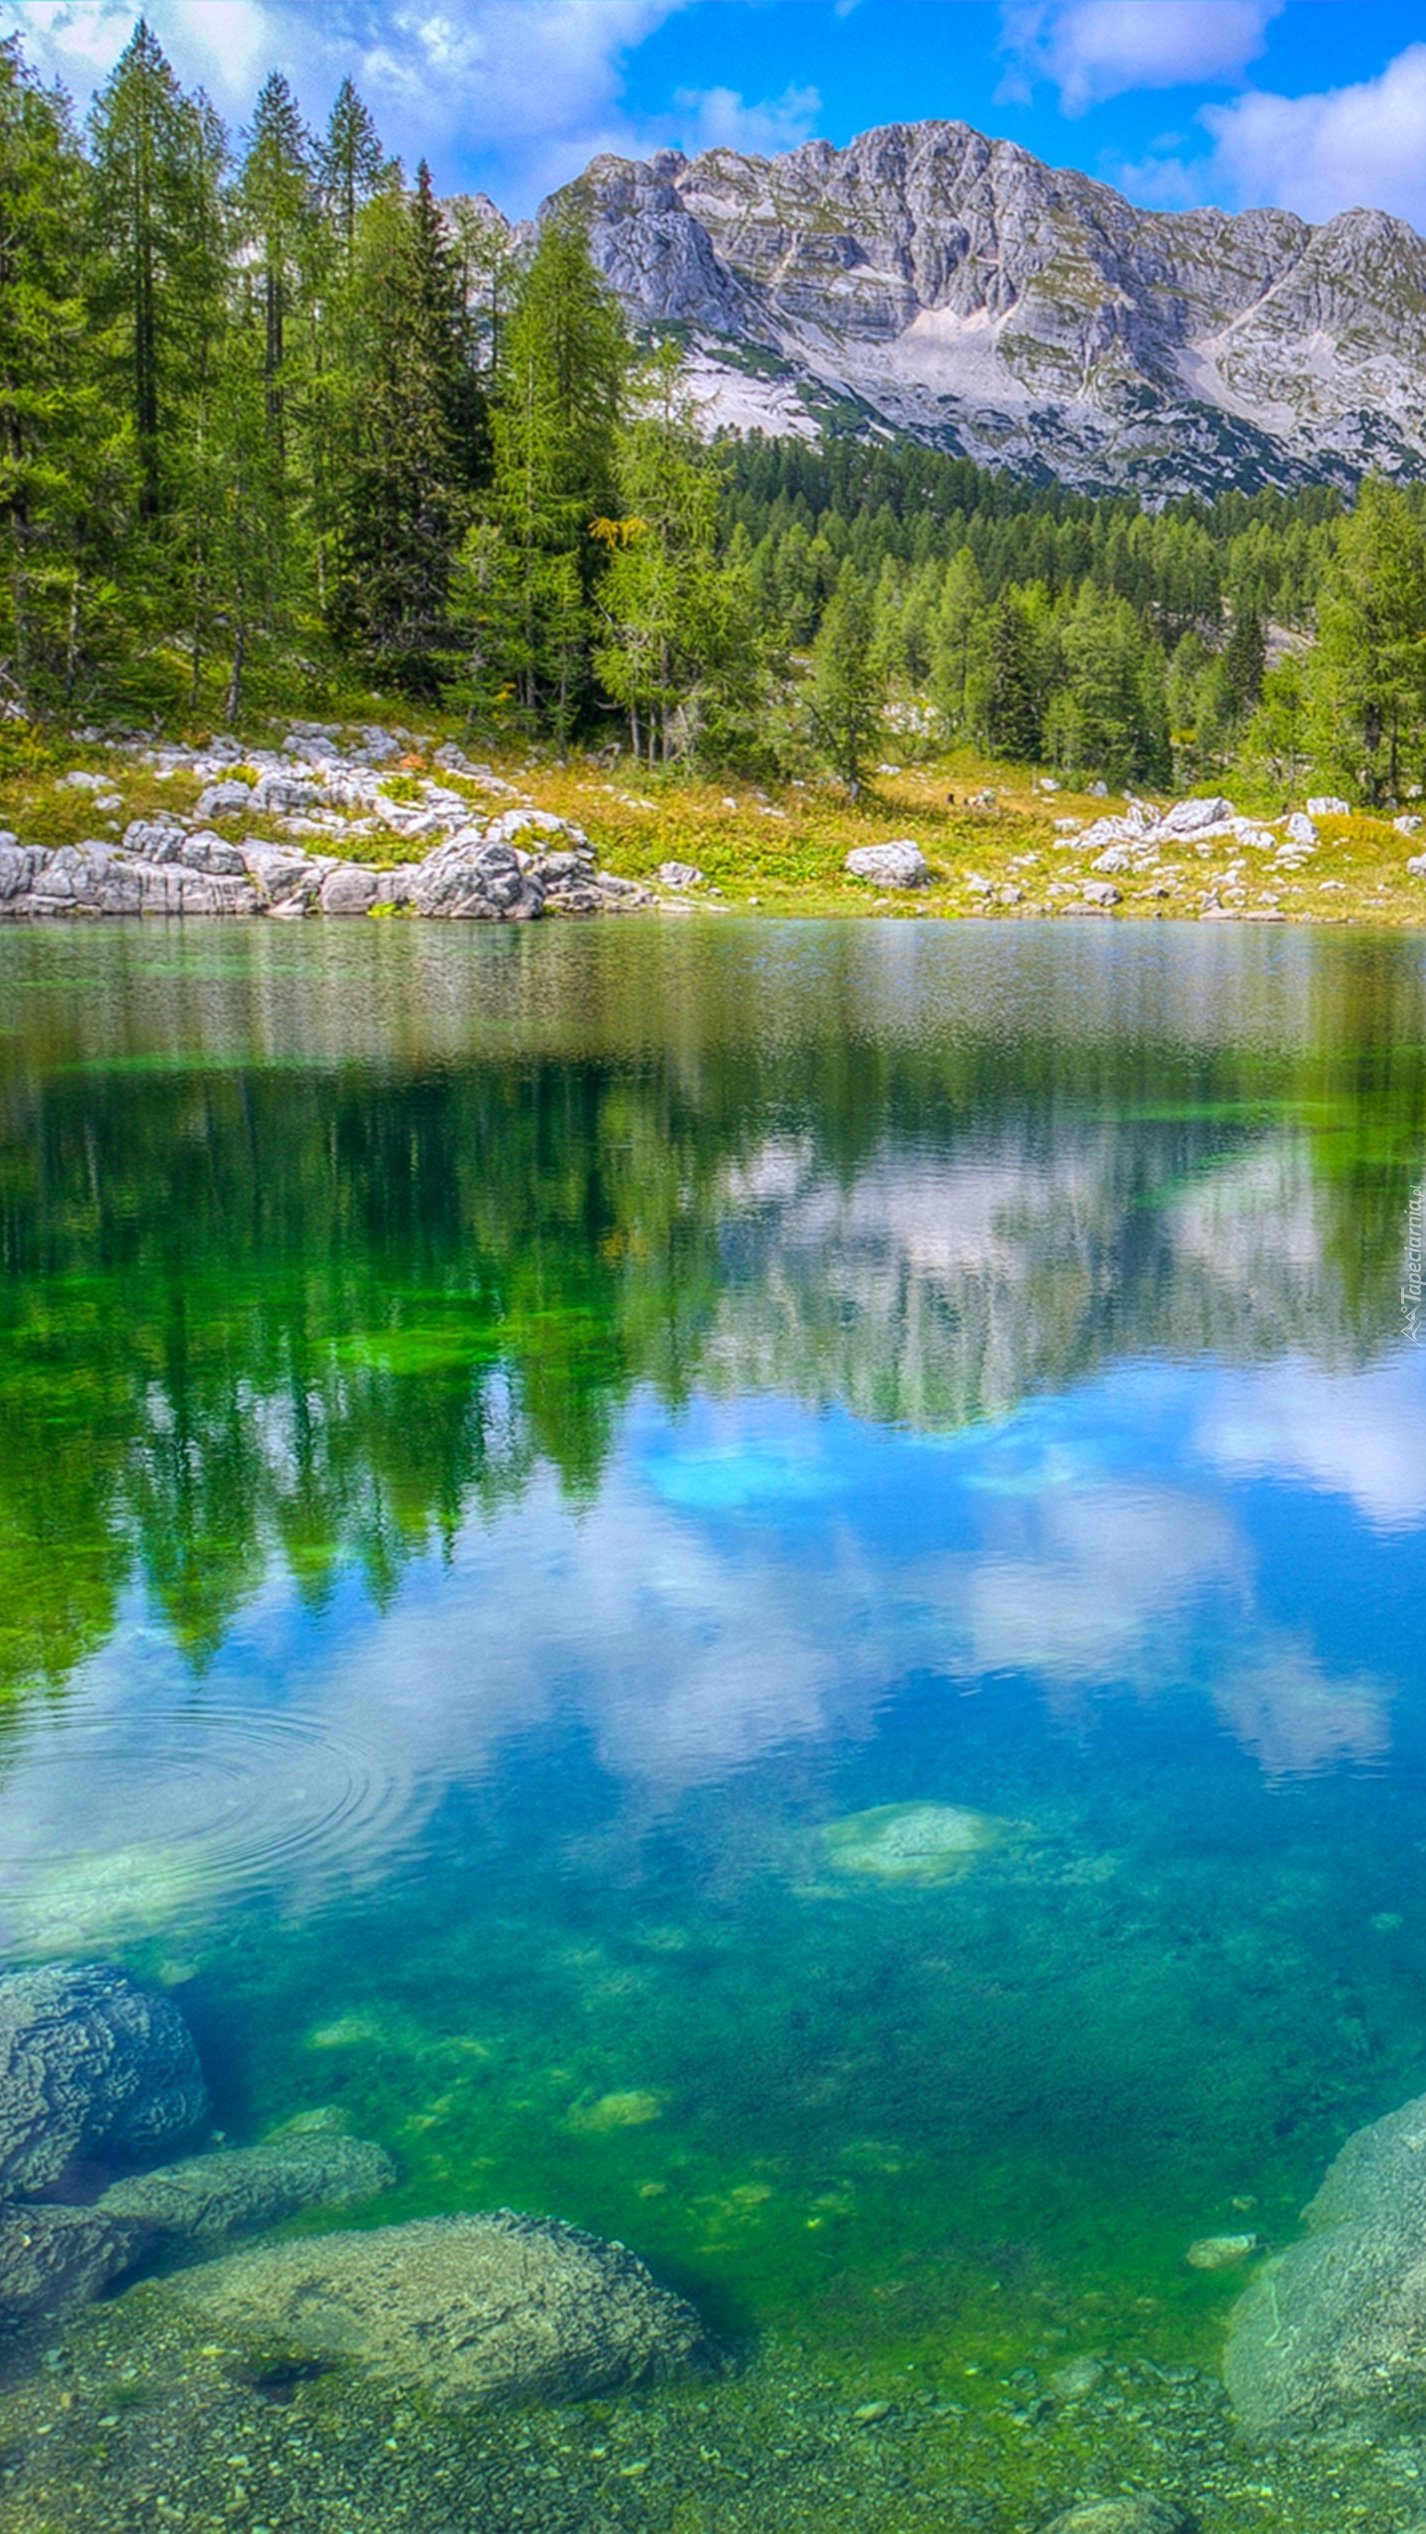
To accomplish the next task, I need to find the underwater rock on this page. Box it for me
[1185,2232,1259,2271]
[1041,2506,1195,2534]
[0,2203,145,2325]
[98,2130,395,2245]
[0,1963,207,2198]
[567,2091,664,2133]
[166,2209,719,2402]
[1225,2086,1426,2436]
[821,1800,1006,1885]
[1047,2355,1106,2401]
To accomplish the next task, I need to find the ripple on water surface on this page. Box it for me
[0,1700,421,1953]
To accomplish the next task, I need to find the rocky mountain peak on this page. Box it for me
[547,117,1426,494]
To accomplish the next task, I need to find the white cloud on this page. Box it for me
[1000,0,1282,115]
[1197,1355,1426,1533]
[672,80,821,159]
[1199,43,1426,225]
[2,0,713,205]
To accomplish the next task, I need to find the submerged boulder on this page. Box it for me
[0,1963,207,2198]
[1226,2087,1426,2436]
[0,2203,144,2325]
[821,1800,1007,1885]
[167,2209,719,2401]
[99,2129,394,2244]
[1041,2506,1195,2534]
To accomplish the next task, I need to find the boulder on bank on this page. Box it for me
[844,840,931,889]
[99,2129,395,2245]
[166,2209,720,2402]
[1225,2086,1426,2436]
[410,837,544,921]
[0,1963,207,2198]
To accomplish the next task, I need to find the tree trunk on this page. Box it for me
[225,608,246,727]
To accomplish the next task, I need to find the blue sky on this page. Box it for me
[8,1,1426,226]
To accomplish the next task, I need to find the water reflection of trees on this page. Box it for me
[1,923,1422,1701]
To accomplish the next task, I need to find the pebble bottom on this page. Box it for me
[4,2293,1426,2534]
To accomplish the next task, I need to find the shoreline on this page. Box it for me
[4,721,1426,930]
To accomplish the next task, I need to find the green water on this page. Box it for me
[1,917,1425,2531]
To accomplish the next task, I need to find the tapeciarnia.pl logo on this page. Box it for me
[1404,1184,1425,1342]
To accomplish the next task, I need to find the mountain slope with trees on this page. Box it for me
[5,24,1426,814]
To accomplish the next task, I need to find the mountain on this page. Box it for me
[548,121,1426,494]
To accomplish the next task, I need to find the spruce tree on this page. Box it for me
[88,21,222,527]
[320,78,387,273]
[1312,478,1426,803]
[928,546,987,740]
[330,164,482,689]
[592,345,756,763]
[982,591,1041,762]
[239,73,314,458]
[0,37,124,707]
[804,562,881,793]
[470,211,627,732]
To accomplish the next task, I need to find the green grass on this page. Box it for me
[3,711,1425,928]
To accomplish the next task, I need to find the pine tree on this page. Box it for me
[982,590,1042,762]
[0,37,124,708]
[1221,602,1266,723]
[1311,478,1426,802]
[470,212,627,731]
[88,21,222,528]
[320,78,387,273]
[928,546,987,740]
[239,73,314,459]
[1046,584,1167,786]
[592,345,756,763]
[330,165,483,688]
[804,561,881,793]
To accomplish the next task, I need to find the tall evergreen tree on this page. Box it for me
[592,345,756,763]
[320,78,387,272]
[928,546,988,739]
[330,164,483,688]
[470,212,627,731]
[88,21,222,527]
[982,590,1042,762]
[1311,478,1426,802]
[0,37,124,707]
[239,73,314,457]
[804,561,881,793]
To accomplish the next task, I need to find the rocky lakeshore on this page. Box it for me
[0,1960,717,2415]
[0,727,654,924]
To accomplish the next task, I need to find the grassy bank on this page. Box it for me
[4,720,1426,926]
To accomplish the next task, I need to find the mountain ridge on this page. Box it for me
[538,118,1426,494]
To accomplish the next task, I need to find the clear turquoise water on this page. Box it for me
[1,916,1425,2530]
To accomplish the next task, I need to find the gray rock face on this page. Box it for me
[410,839,544,921]
[0,2203,145,2324]
[99,2132,395,2244]
[0,1964,207,2197]
[318,863,381,915]
[168,2209,719,2402]
[194,779,253,821]
[1226,2087,1426,2436]
[844,840,931,888]
[555,120,1426,490]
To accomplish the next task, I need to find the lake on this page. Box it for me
[1,915,1424,2532]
